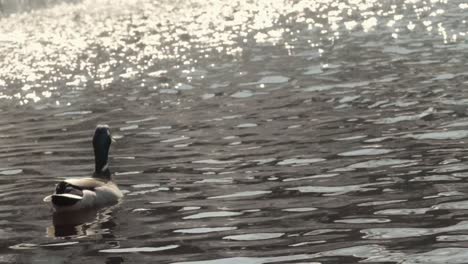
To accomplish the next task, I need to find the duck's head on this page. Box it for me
[93,124,112,179]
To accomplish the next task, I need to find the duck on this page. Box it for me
[44,125,123,212]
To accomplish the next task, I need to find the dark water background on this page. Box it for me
[2,0,468,263]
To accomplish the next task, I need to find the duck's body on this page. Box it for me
[46,177,123,212]
[44,125,123,212]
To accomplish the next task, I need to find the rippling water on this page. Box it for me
[2,0,468,263]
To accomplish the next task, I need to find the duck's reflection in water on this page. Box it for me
[47,207,117,237]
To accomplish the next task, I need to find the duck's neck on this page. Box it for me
[93,145,111,180]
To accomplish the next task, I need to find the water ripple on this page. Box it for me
[2,0,468,262]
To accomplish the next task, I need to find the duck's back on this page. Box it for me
[48,178,122,212]
[65,178,108,189]
[65,178,123,205]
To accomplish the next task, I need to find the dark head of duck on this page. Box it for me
[93,125,112,179]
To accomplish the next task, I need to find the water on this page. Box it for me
[1,0,468,263]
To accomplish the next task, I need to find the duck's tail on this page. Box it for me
[51,193,83,206]
[44,181,84,207]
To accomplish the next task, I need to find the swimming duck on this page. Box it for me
[44,125,123,212]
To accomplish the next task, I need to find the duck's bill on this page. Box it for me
[51,193,83,201]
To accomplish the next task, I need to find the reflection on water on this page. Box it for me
[3,0,468,263]
[48,207,116,237]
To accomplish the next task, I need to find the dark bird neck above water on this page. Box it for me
[93,125,112,180]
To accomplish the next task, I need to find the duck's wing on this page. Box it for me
[44,178,113,205]
[44,178,106,203]
[44,179,94,206]
[44,179,87,203]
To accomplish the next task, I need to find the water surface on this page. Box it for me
[2,0,468,263]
